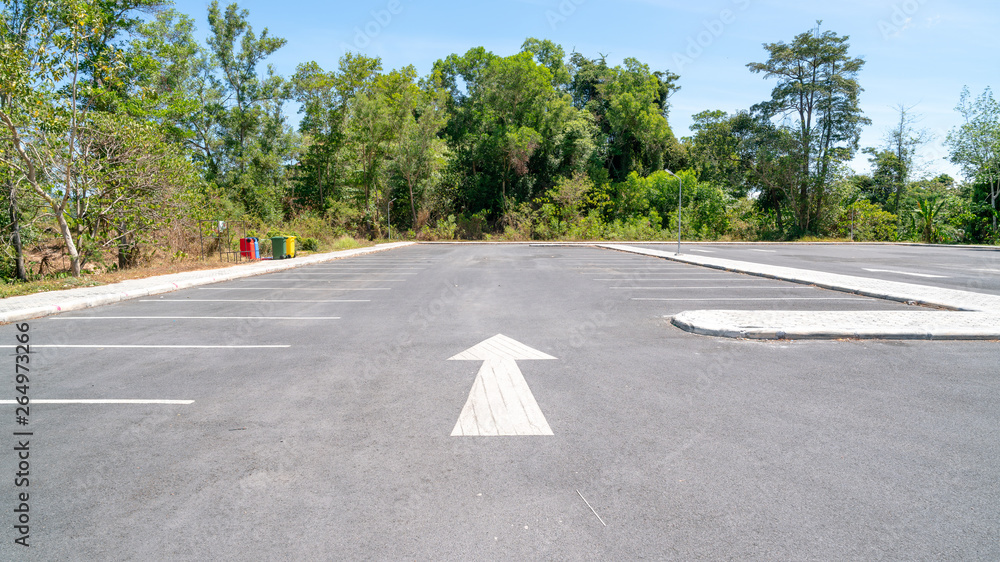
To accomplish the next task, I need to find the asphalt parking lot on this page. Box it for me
[1,244,998,560]
[634,242,1000,296]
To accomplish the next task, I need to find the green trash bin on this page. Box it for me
[286,236,297,258]
[271,236,288,260]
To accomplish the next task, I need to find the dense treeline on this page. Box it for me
[2,2,998,281]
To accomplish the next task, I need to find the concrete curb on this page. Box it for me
[0,242,415,324]
[597,244,1000,341]
[415,240,1000,249]
[670,310,1000,341]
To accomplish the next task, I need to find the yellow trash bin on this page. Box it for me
[286,236,297,258]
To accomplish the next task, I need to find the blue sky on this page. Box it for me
[167,0,998,181]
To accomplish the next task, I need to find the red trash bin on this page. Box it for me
[240,238,252,259]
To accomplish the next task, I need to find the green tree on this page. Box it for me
[76,112,198,268]
[128,8,206,147]
[392,84,448,226]
[291,60,340,210]
[685,110,747,195]
[0,0,101,276]
[521,37,570,88]
[910,195,948,243]
[205,0,289,218]
[572,54,683,182]
[863,104,930,213]
[946,86,1000,233]
[747,23,870,234]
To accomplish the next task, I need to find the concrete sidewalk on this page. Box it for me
[601,244,1000,340]
[671,310,1000,340]
[0,242,414,324]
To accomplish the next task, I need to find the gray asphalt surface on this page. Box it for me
[1,245,998,560]
[635,243,1000,296]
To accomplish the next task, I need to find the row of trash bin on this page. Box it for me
[239,236,297,260]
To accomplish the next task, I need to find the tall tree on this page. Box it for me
[205,0,288,218]
[0,0,99,276]
[946,86,1000,232]
[864,104,930,213]
[0,0,41,280]
[392,83,448,226]
[748,23,869,234]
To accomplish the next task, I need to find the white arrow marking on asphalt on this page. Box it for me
[450,334,556,437]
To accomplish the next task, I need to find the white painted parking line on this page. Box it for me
[52,316,341,320]
[582,272,711,276]
[591,277,759,281]
[576,267,690,270]
[863,268,948,278]
[141,299,370,303]
[299,267,424,270]
[750,249,777,253]
[450,335,555,437]
[237,279,405,282]
[612,286,810,290]
[196,287,391,291]
[1,345,290,349]
[0,399,194,405]
[267,273,418,276]
[691,249,715,253]
[631,297,864,301]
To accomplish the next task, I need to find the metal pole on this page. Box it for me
[665,169,682,255]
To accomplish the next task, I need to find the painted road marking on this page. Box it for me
[255,274,414,277]
[632,297,865,301]
[1,345,290,349]
[691,249,715,253]
[591,277,760,281]
[298,267,424,270]
[750,249,777,253]
[611,286,810,290]
[582,272,713,276]
[450,334,556,437]
[863,268,948,278]
[0,399,194,405]
[196,287,391,291]
[52,316,341,320]
[236,279,405,283]
[575,267,690,271]
[141,299,370,303]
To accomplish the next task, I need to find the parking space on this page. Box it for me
[561,247,918,314]
[633,243,1000,295]
[1,244,998,560]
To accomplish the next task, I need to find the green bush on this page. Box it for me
[835,200,899,241]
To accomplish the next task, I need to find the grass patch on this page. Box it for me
[326,235,364,252]
[0,276,105,299]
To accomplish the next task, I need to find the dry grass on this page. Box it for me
[2,234,372,299]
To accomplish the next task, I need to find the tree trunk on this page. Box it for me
[55,209,82,276]
[6,181,27,281]
[408,177,417,226]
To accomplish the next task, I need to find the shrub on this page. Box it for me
[836,200,899,241]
